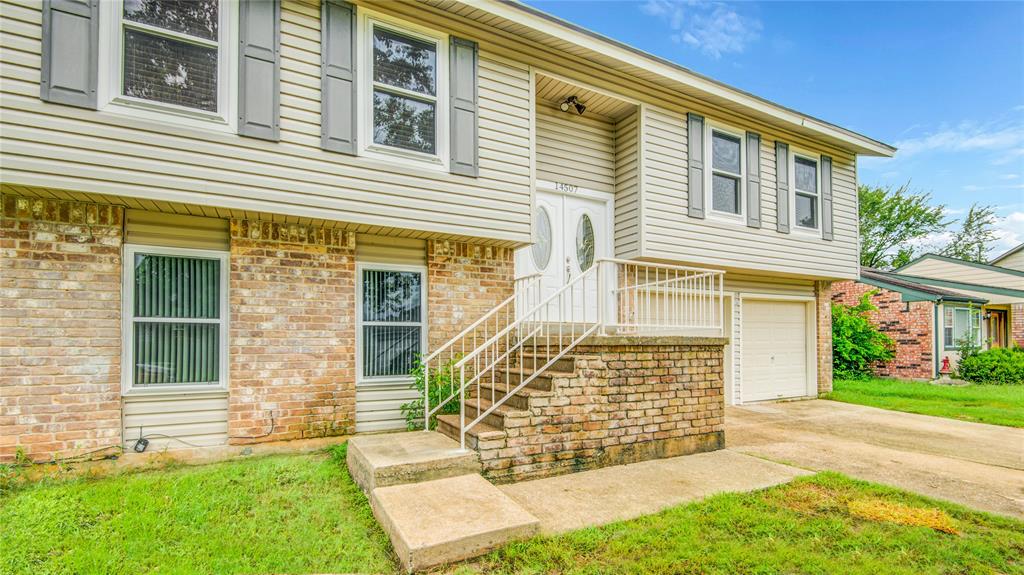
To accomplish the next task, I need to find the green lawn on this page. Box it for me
[3,448,1022,575]
[823,378,1024,427]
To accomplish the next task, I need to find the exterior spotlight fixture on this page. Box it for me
[559,95,586,115]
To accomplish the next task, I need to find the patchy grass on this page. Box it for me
[823,377,1024,427]
[461,473,1024,575]
[0,444,395,575]
[4,450,1022,575]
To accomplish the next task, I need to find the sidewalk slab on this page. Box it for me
[499,449,810,534]
[371,473,540,573]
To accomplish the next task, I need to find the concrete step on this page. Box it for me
[346,431,481,493]
[460,396,530,430]
[436,414,505,450]
[470,381,552,410]
[371,473,540,573]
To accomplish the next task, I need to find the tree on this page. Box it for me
[858,183,949,269]
[832,291,896,379]
[940,204,998,263]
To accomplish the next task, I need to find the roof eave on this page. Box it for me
[487,0,897,157]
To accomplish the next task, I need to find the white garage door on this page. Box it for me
[741,300,810,402]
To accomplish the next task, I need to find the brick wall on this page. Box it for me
[228,220,357,443]
[426,239,514,350]
[1,196,123,462]
[832,280,935,379]
[814,281,834,393]
[476,338,726,482]
[1013,303,1024,348]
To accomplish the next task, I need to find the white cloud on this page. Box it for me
[894,119,1024,159]
[641,0,762,59]
[992,211,1024,257]
[1000,174,1020,180]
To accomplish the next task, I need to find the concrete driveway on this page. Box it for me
[727,399,1024,518]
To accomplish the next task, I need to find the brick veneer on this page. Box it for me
[426,239,514,350]
[475,338,726,482]
[1,195,123,462]
[1013,303,1024,348]
[228,220,357,443]
[831,280,935,379]
[815,281,834,393]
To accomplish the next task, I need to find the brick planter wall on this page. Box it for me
[1,196,123,462]
[426,240,514,350]
[477,337,726,482]
[228,220,357,443]
[832,280,935,379]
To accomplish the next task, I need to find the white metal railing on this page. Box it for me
[424,259,724,448]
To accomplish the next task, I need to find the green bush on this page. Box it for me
[832,291,895,379]
[956,346,1024,385]
[400,357,462,430]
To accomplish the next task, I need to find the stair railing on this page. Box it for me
[422,273,542,428]
[424,259,724,449]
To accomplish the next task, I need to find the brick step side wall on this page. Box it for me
[470,339,726,483]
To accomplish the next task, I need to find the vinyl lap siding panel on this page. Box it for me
[614,108,640,257]
[122,393,229,449]
[0,0,532,244]
[899,258,1024,290]
[640,104,860,280]
[535,105,615,192]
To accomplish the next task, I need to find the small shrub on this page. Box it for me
[832,291,896,379]
[400,357,462,430]
[956,346,1024,385]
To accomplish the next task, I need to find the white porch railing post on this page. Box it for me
[597,260,606,335]
[423,357,430,431]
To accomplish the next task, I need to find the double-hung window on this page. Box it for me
[363,15,448,164]
[707,126,745,217]
[103,0,235,127]
[944,306,981,350]
[123,245,228,392]
[793,154,820,230]
[358,266,426,381]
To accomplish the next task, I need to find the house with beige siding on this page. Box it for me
[1,0,894,469]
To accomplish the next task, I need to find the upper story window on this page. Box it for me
[706,124,745,218]
[793,154,820,230]
[100,0,236,130]
[361,14,448,167]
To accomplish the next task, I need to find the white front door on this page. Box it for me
[516,189,610,323]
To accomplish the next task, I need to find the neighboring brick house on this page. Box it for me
[833,264,1024,380]
[2,0,895,465]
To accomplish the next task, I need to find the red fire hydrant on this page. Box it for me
[940,356,952,375]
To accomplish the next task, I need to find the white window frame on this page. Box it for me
[357,9,450,170]
[121,244,230,395]
[790,148,822,235]
[355,262,429,386]
[943,305,982,350]
[98,0,238,132]
[704,121,746,221]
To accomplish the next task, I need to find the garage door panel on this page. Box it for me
[741,300,809,402]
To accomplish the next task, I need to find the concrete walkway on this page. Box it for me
[727,400,1024,519]
[499,449,810,534]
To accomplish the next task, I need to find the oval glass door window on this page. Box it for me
[531,207,552,270]
[575,214,595,271]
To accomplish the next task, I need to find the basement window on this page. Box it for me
[123,245,229,393]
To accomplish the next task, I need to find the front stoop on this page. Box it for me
[347,431,481,492]
[371,474,540,573]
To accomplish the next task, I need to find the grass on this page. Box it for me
[822,377,1024,428]
[0,444,395,575]
[462,472,1023,575]
[3,449,1022,575]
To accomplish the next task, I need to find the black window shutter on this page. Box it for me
[238,0,280,141]
[40,0,99,109]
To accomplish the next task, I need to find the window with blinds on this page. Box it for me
[125,246,228,390]
[360,268,424,379]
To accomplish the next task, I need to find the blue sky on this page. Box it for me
[526,0,1024,257]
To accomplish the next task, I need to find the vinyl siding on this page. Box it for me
[0,0,532,245]
[899,258,1024,291]
[614,108,641,257]
[535,105,615,193]
[122,392,229,450]
[994,250,1024,272]
[639,104,860,280]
